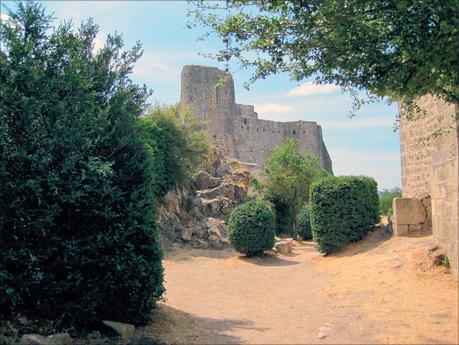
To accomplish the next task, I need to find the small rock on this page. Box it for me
[317,326,332,339]
[428,243,438,252]
[128,331,165,345]
[275,240,293,255]
[21,333,71,345]
[317,332,327,339]
[180,227,193,242]
[102,320,135,342]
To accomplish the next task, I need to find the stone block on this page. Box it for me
[392,197,427,225]
[393,224,409,236]
[409,224,423,232]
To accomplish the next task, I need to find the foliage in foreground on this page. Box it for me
[263,139,328,237]
[379,187,403,216]
[297,205,312,240]
[191,0,459,112]
[310,176,379,254]
[0,2,163,327]
[139,104,211,198]
[228,200,276,257]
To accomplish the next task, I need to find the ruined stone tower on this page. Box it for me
[181,65,333,174]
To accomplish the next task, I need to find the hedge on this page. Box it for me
[228,200,276,256]
[0,4,163,328]
[297,205,312,240]
[310,176,379,254]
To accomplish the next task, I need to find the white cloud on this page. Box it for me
[254,102,295,114]
[132,51,182,83]
[321,117,396,129]
[0,12,10,22]
[287,82,340,97]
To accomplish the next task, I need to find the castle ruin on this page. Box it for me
[394,96,458,277]
[180,65,333,174]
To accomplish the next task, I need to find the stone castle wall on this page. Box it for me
[181,65,333,173]
[398,95,458,276]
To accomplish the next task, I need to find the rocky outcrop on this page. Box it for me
[157,152,249,249]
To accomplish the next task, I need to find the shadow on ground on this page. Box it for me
[164,246,235,262]
[331,226,394,257]
[238,253,300,266]
[146,304,267,344]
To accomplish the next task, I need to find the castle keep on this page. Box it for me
[180,65,333,174]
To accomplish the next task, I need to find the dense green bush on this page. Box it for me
[139,104,211,199]
[296,205,312,240]
[228,200,276,256]
[310,176,379,254]
[264,193,293,235]
[0,3,163,327]
[379,187,402,216]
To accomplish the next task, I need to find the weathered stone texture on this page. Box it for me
[181,65,333,174]
[399,95,458,277]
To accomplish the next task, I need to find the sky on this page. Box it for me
[2,1,402,189]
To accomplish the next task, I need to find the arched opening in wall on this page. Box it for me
[292,130,296,135]
[243,118,247,124]
[303,130,305,133]
[241,125,244,129]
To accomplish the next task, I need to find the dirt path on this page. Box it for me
[147,230,458,344]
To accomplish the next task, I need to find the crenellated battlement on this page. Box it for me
[180,65,333,174]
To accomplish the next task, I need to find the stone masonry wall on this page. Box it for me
[181,65,333,174]
[399,95,458,276]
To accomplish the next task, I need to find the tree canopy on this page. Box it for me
[191,0,459,108]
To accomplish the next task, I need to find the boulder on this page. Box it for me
[393,197,427,225]
[275,240,293,255]
[128,331,165,345]
[192,171,223,190]
[180,227,194,242]
[102,320,135,342]
[21,333,71,345]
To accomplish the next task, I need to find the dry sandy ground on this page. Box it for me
[146,229,458,344]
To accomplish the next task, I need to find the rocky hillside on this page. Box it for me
[157,153,250,249]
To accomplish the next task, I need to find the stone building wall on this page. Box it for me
[181,65,333,174]
[398,95,458,276]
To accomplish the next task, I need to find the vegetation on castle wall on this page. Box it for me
[310,176,379,254]
[228,200,276,256]
[139,104,211,198]
[0,2,164,328]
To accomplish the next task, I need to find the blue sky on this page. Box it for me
[2,1,401,189]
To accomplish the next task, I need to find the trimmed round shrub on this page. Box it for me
[228,200,276,256]
[310,176,379,254]
[297,205,312,240]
